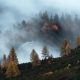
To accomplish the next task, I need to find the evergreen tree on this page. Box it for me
[5,48,20,78]
[53,14,61,32]
[42,46,49,59]
[30,49,41,67]
[2,54,7,69]
[9,48,18,64]
[41,11,49,22]
[54,14,60,27]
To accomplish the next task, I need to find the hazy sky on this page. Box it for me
[0,0,80,63]
[0,0,80,19]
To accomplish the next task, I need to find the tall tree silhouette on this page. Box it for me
[61,39,71,56]
[2,54,7,69]
[30,49,41,67]
[42,46,49,59]
[8,48,18,64]
[5,48,20,78]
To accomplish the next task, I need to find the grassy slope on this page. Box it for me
[0,47,80,80]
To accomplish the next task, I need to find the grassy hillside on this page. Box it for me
[0,47,80,80]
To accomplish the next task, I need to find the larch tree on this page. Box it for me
[5,48,20,78]
[8,48,18,64]
[42,46,49,59]
[77,36,80,46]
[30,49,41,67]
[61,39,71,56]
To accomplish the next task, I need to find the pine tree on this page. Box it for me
[42,46,49,59]
[61,39,71,56]
[54,14,61,28]
[2,54,7,69]
[9,48,18,64]
[30,49,41,67]
[5,48,20,78]
[41,11,49,22]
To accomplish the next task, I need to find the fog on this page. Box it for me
[0,0,80,63]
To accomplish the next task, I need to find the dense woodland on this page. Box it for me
[0,12,80,80]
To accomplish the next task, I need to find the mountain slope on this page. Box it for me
[0,47,80,80]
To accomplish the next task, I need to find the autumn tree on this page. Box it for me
[61,39,71,56]
[42,46,49,59]
[30,49,41,67]
[77,36,80,46]
[5,48,20,78]
[8,48,18,64]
